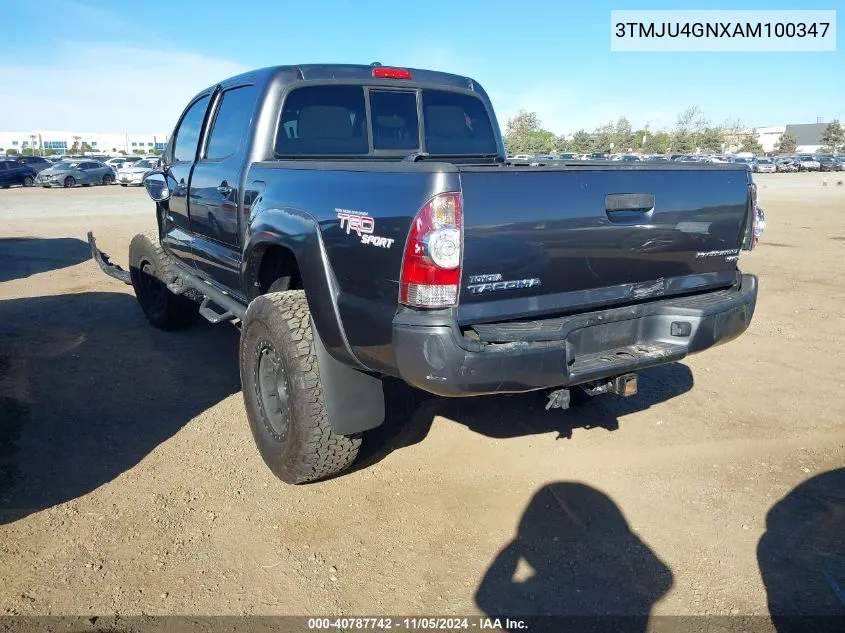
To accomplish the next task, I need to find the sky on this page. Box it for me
[1,0,842,135]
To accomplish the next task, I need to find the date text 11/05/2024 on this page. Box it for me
[307,617,528,630]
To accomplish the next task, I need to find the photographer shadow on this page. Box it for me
[475,482,673,632]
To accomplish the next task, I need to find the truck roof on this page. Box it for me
[195,63,484,100]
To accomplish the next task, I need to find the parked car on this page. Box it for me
[817,156,838,172]
[796,155,820,171]
[14,155,53,174]
[775,157,798,173]
[116,158,160,186]
[0,159,37,188]
[834,156,845,171]
[37,160,115,187]
[752,158,776,173]
[88,62,759,485]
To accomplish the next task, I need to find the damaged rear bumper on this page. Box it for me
[393,274,758,397]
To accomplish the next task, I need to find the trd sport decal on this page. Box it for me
[335,208,394,249]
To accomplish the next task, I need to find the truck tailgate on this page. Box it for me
[457,165,752,324]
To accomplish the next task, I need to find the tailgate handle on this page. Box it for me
[605,193,654,223]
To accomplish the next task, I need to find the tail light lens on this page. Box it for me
[742,182,758,251]
[400,192,463,307]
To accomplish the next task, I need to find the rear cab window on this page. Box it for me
[275,84,497,158]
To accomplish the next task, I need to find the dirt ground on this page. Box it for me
[0,175,843,622]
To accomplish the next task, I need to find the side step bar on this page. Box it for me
[87,231,246,323]
[87,232,132,285]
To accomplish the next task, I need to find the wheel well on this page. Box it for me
[257,245,302,294]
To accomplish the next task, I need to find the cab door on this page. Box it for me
[160,93,213,266]
[188,83,258,293]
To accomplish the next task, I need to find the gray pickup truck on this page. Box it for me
[89,63,759,484]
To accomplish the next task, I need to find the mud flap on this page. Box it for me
[311,317,385,435]
[87,231,132,285]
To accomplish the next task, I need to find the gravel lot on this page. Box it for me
[0,174,843,623]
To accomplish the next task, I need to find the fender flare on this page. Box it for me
[243,207,385,435]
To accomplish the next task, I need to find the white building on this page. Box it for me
[754,122,828,154]
[0,131,169,155]
[755,126,785,153]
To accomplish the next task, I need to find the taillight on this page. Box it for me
[399,192,463,308]
[743,182,758,251]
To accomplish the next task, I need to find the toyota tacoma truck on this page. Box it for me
[88,63,760,484]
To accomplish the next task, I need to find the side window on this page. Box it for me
[369,90,419,150]
[275,85,367,156]
[0,162,8,171]
[173,95,211,162]
[421,90,497,155]
[205,85,258,160]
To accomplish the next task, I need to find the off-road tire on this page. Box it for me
[240,290,361,484]
[128,232,200,331]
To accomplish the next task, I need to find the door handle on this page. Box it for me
[217,185,232,196]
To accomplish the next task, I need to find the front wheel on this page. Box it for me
[128,232,200,331]
[239,290,362,484]
[63,176,76,188]
[102,173,114,185]
[23,176,34,187]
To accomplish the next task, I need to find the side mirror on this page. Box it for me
[143,170,173,202]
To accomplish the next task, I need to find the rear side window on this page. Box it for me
[205,85,258,160]
[173,95,211,162]
[276,86,368,156]
[421,90,497,155]
[370,90,419,150]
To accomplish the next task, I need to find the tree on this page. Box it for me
[592,121,616,153]
[504,110,558,154]
[672,131,696,153]
[81,142,93,153]
[613,117,635,151]
[699,127,725,153]
[738,132,764,155]
[820,120,845,153]
[570,130,593,153]
[151,148,162,156]
[5,149,16,156]
[132,149,145,155]
[775,131,797,154]
[642,130,671,154]
[507,110,541,136]
[44,149,57,156]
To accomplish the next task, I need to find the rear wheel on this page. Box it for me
[128,232,200,331]
[23,176,34,187]
[63,176,76,188]
[239,290,362,484]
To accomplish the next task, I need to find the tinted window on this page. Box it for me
[370,90,419,150]
[206,85,258,160]
[0,162,9,171]
[276,86,368,156]
[173,95,210,162]
[422,90,497,155]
